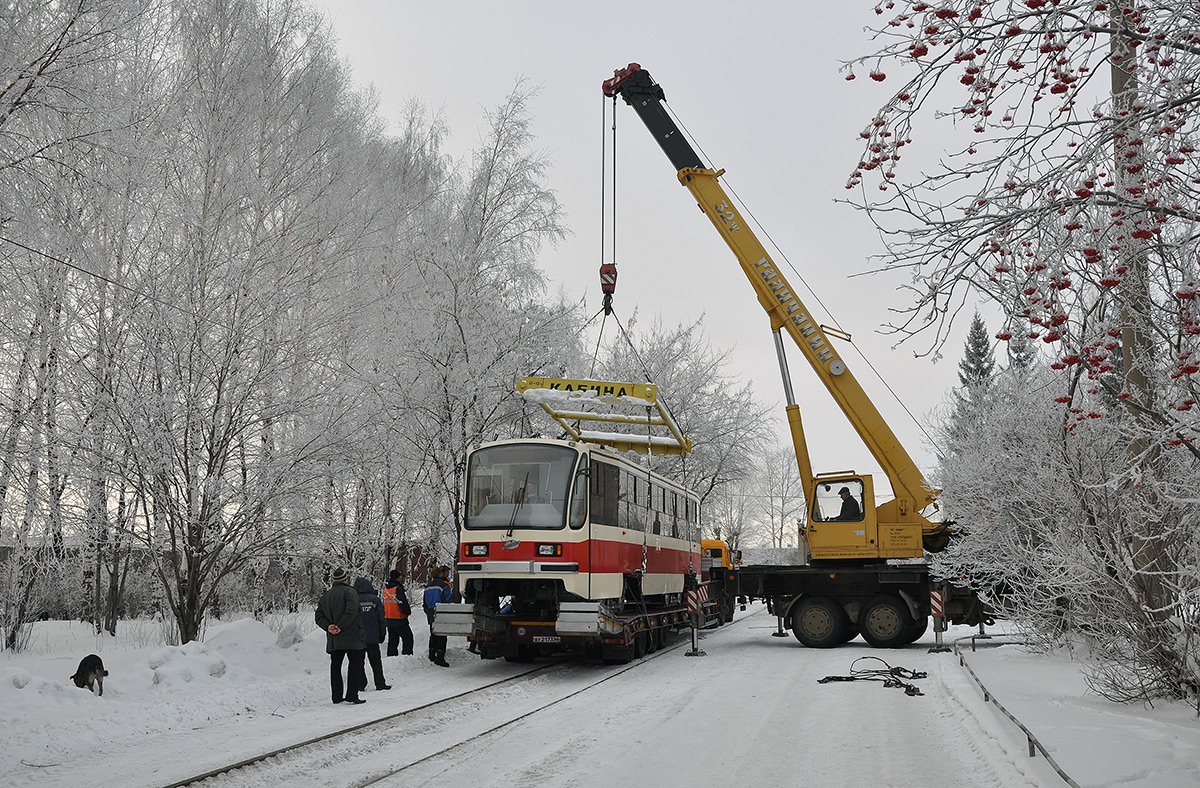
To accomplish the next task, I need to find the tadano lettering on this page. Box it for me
[753,258,836,364]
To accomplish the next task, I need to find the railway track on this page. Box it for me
[159,613,1069,788]
[160,635,693,788]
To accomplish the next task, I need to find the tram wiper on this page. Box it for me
[504,471,531,540]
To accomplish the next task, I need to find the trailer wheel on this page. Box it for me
[858,595,915,648]
[633,629,649,659]
[791,596,848,648]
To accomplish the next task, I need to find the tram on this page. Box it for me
[457,437,703,618]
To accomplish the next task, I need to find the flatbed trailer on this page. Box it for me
[435,583,727,664]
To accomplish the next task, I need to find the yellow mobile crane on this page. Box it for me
[603,63,953,562]
[604,64,986,648]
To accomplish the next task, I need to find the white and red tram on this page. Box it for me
[451,438,703,660]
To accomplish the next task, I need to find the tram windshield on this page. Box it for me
[465,443,579,530]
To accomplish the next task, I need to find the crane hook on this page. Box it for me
[600,262,617,316]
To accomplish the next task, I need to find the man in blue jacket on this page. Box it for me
[423,566,453,667]
[354,577,391,691]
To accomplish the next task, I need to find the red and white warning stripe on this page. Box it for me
[930,588,945,617]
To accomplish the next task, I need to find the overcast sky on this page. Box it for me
[312,1,982,496]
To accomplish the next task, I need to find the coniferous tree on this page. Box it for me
[957,312,996,391]
[946,313,996,459]
[1004,330,1036,376]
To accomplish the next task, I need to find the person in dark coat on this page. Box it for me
[383,569,415,656]
[314,567,367,704]
[354,576,391,691]
[423,566,453,667]
[834,487,862,521]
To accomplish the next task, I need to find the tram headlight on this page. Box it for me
[465,543,489,557]
[536,543,562,557]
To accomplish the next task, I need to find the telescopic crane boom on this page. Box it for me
[603,63,950,560]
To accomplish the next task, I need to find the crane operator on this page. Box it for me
[835,487,861,521]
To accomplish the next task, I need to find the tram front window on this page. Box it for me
[466,444,579,530]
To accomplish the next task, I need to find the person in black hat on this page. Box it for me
[834,487,861,521]
[315,567,367,704]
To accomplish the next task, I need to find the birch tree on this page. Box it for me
[597,315,775,506]
[111,0,379,644]
[391,85,574,565]
[0,0,140,648]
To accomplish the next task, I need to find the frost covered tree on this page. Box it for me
[704,479,755,555]
[958,312,996,389]
[106,0,384,644]
[946,312,998,456]
[0,0,581,646]
[595,315,775,507]
[0,0,144,648]
[385,85,576,568]
[754,447,805,549]
[850,1,1200,699]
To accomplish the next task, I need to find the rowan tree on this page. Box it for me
[848,0,1200,699]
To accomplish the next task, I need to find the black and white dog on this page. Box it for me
[70,654,109,696]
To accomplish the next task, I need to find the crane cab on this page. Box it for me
[804,475,923,562]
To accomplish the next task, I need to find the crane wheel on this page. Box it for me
[791,596,849,648]
[858,594,915,648]
[905,614,929,644]
[923,530,951,553]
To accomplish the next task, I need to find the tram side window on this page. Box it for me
[590,460,620,526]
[656,489,668,537]
[619,469,642,531]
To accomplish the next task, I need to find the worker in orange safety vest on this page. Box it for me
[382,569,414,656]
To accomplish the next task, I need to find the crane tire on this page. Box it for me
[859,594,915,648]
[791,596,849,648]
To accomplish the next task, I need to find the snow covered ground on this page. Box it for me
[1,605,1196,788]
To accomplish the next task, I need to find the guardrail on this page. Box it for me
[952,637,1082,788]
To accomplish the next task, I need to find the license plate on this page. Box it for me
[532,636,561,643]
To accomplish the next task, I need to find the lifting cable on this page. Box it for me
[817,656,927,696]
[592,93,684,464]
[591,92,618,377]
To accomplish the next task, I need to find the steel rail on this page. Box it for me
[349,635,694,788]
[156,658,571,788]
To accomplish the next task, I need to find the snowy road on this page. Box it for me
[358,610,1054,788]
[187,607,1057,788]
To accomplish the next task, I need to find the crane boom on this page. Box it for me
[604,63,948,560]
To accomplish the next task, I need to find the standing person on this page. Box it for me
[423,566,453,667]
[354,577,391,691]
[383,569,414,656]
[314,567,367,705]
